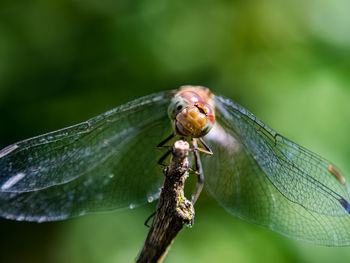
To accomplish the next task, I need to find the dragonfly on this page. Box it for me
[0,85,350,246]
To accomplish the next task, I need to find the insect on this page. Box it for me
[0,85,349,246]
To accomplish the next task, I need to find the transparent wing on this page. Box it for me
[202,94,350,246]
[0,91,174,221]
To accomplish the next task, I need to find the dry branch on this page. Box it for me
[136,140,194,263]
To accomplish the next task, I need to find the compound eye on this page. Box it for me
[168,96,190,120]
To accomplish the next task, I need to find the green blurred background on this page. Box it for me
[1,0,350,262]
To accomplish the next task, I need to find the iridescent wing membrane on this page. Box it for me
[0,91,174,221]
[1,89,350,245]
[203,94,350,246]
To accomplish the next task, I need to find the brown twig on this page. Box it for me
[136,140,194,263]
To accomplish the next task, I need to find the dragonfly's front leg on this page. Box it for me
[191,138,214,204]
[191,146,203,204]
[157,133,175,148]
[157,133,175,167]
[196,137,213,155]
[157,149,172,167]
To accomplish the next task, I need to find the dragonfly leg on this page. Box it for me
[157,133,176,168]
[157,149,172,168]
[157,133,175,148]
[198,137,213,154]
[144,211,156,228]
[191,139,204,204]
[192,137,213,155]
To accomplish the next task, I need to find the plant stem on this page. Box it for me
[136,140,194,263]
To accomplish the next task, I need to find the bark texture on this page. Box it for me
[136,140,194,263]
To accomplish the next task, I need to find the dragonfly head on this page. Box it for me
[168,91,214,138]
